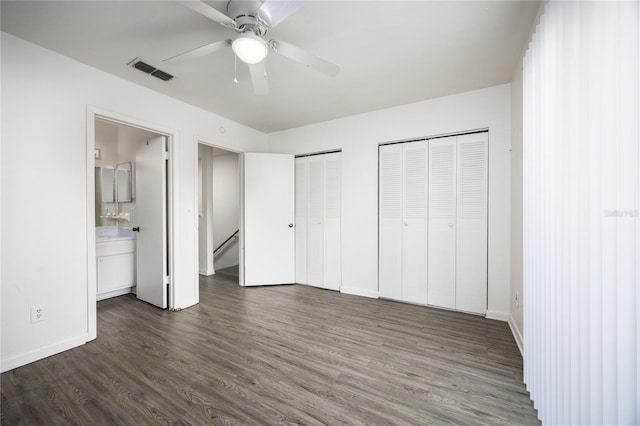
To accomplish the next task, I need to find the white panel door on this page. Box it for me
[135,136,167,308]
[378,144,403,300]
[428,137,457,309]
[455,133,488,314]
[306,156,324,287]
[295,157,308,284]
[402,141,428,304]
[323,153,341,291]
[242,153,295,286]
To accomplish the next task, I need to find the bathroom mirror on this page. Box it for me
[116,162,133,202]
[98,167,115,203]
[95,166,116,226]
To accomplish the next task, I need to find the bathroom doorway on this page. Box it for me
[197,142,240,283]
[86,108,174,341]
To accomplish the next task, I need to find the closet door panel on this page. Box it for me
[455,133,488,314]
[428,137,457,309]
[379,145,403,300]
[295,157,308,284]
[323,153,341,291]
[401,141,428,304]
[306,156,324,287]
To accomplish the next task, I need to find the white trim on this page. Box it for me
[340,286,379,299]
[485,310,509,321]
[96,286,134,301]
[199,268,216,276]
[86,111,98,341]
[1,334,88,373]
[508,313,524,357]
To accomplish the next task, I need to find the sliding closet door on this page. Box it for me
[306,156,324,287]
[378,144,403,300]
[295,157,308,284]
[427,136,457,309]
[323,153,341,290]
[455,133,488,314]
[401,141,428,304]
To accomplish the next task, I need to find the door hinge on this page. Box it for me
[163,151,169,161]
[164,276,170,286]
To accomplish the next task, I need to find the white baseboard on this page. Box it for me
[340,286,379,299]
[508,314,524,357]
[485,310,509,321]
[198,268,215,276]
[96,286,133,301]
[1,333,88,373]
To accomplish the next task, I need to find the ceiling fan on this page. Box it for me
[163,0,340,95]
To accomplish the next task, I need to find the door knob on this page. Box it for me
[448,223,454,228]
[132,227,140,232]
[288,223,293,228]
[404,223,408,227]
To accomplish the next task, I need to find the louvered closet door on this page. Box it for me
[378,144,403,300]
[401,141,428,304]
[455,133,488,314]
[306,156,324,287]
[295,157,308,284]
[427,137,457,309]
[323,153,341,290]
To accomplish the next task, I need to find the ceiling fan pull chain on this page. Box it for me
[234,54,238,84]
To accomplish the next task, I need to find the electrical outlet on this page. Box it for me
[31,305,47,323]
[515,291,519,308]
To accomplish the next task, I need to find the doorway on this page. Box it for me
[86,108,174,341]
[197,143,240,283]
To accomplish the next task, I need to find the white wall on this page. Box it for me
[1,33,267,372]
[509,58,524,353]
[267,84,512,318]
[95,120,118,167]
[212,153,240,270]
[198,144,215,275]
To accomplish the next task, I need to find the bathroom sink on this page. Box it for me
[96,227,135,241]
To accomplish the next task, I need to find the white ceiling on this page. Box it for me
[1,0,540,133]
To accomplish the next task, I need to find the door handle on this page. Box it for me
[132,227,140,232]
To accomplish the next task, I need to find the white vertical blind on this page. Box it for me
[523,1,639,424]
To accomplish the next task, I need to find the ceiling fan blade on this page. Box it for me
[270,39,340,77]
[248,61,269,95]
[178,0,236,28]
[256,0,306,27]
[162,40,231,63]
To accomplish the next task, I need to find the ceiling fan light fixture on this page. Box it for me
[232,33,268,64]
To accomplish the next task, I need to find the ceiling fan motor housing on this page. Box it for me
[227,0,268,35]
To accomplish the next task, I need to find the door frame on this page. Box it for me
[86,106,176,341]
[193,137,243,285]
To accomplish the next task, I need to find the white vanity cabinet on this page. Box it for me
[96,237,136,301]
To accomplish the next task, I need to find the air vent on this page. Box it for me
[128,58,174,82]
[150,69,174,82]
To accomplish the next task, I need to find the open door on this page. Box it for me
[241,153,295,286]
[135,136,168,308]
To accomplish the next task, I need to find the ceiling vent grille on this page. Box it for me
[128,58,174,82]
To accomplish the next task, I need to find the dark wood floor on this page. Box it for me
[2,269,538,425]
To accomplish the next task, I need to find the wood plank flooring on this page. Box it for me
[2,270,539,425]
